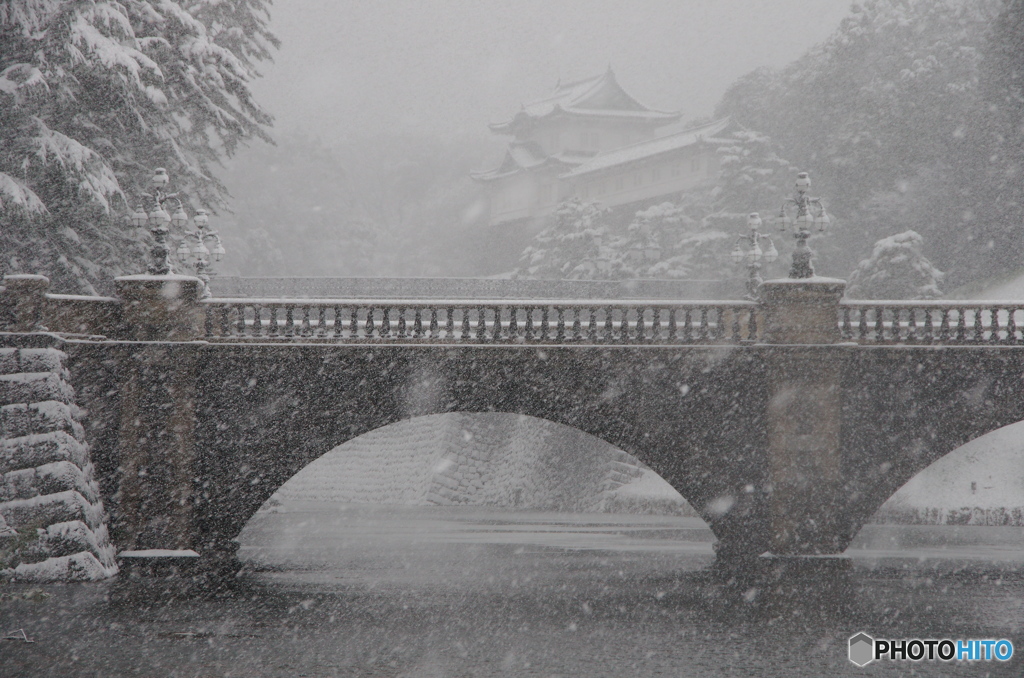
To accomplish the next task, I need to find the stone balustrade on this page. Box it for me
[839,301,1024,344]
[199,298,761,344]
[5,274,1024,347]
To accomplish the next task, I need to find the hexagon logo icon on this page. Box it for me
[849,632,875,667]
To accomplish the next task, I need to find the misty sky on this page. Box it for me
[256,0,855,146]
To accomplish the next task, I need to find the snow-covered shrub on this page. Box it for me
[846,230,944,299]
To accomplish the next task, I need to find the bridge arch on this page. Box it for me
[186,343,766,556]
[255,412,698,515]
[867,420,1024,528]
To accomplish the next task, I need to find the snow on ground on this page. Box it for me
[877,421,1024,523]
[265,413,696,516]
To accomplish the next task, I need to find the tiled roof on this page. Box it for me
[490,68,679,133]
[562,118,733,178]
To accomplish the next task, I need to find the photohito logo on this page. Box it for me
[849,633,1013,666]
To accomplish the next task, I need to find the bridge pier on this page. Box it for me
[761,279,849,556]
[112,275,206,554]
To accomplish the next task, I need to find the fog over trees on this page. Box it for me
[3,0,1024,297]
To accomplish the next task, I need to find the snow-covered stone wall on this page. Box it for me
[269,413,695,515]
[0,348,117,582]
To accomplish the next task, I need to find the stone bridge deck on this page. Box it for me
[3,273,1024,568]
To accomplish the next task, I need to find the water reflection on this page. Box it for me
[3,504,1024,676]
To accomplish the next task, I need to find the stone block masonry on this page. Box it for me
[0,347,117,582]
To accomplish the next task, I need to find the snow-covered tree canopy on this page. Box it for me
[716,0,1016,286]
[0,0,276,292]
[0,0,277,291]
[515,125,793,282]
[516,199,610,280]
[847,229,945,299]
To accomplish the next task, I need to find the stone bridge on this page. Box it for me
[4,273,1024,566]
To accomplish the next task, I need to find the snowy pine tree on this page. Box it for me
[0,0,276,292]
[847,230,944,299]
[515,199,610,279]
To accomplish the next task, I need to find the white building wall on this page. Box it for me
[568,148,719,208]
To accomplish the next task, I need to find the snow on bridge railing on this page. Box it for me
[200,298,761,344]
[839,301,1024,344]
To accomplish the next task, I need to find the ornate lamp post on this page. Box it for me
[129,168,225,297]
[174,209,225,298]
[773,171,830,278]
[731,212,778,300]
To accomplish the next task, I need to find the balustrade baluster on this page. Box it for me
[667,308,678,342]
[923,308,935,342]
[587,308,597,343]
[380,307,391,339]
[349,307,358,339]
[269,306,281,337]
[282,306,294,337]
[332,307,342,339]
[731,308,741,342]
[492,306,502,341]
[298,306,310,337]
[525,307,534,341]
[1008,308,1019,344]
[220,306,232,337]
[604,306,613,343]
[395,307,406,339]
[365,307,375,339]
[905,308,917,343]
[235,305,247,337]
[413,308,423,338]
[540,306,550,341]
[315,307,326,337]
[652,308,662,343]
[572,308,582,342]
[460,308,470,340]
[938,308,949,342]
[886,308,898,342]
[955,308,966,342]
[508,307,519,340]
[634,307,644,343]
[989,307,1000,344]
[476,306,487,341]
[699,308,709,341]
[854,308,865,342]
[840,308,851,340]
[973,308,984,343]
[430,308,439,339]
[871,307,882,342]
[555,308,566,342]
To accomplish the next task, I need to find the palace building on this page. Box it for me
[473,68,732,226]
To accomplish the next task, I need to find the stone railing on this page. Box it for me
[9,272,1024,347]
[839,301,1024,344]
[199,298,761,344]
[0,275,121,337]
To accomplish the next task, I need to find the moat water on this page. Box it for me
[3,504,1023,677]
